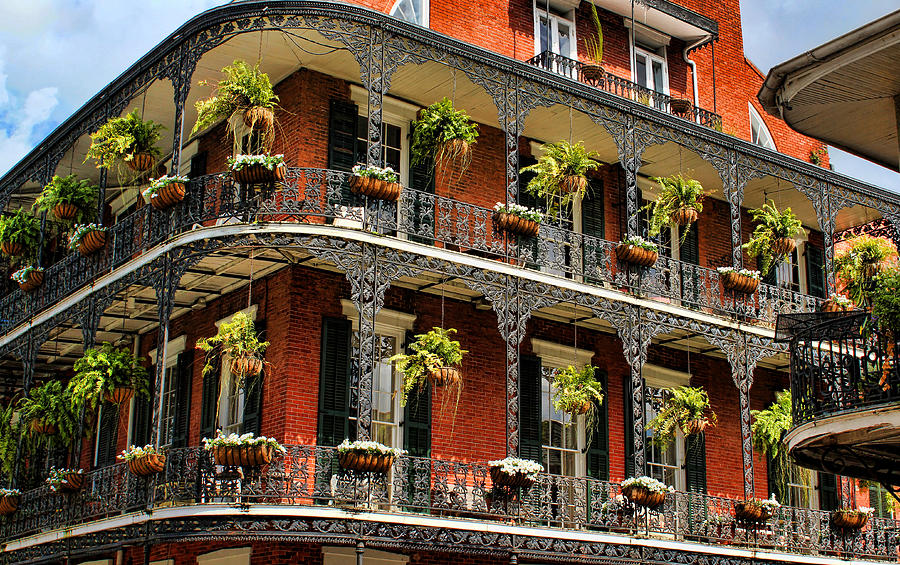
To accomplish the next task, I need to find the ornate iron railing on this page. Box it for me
[783,312,900,426]
[526,51,722,128]
[0,169,822,338]
[1,446,897,560]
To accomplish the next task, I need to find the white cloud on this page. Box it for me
[0,52,58,174]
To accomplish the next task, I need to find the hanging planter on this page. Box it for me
[46,468,85,493]
[672,206,699,225]
[411,98,479,176]
[350,165,403,202]
[551,365,604,446]
[228,154,286,185]
[19,381,77,450]
[644,174,706,240]
[717,267,761,294]
[669,98,693,115]
[230,353,264,380]
[0,489,21,516]
[53,203,80,221]
[834,236,895,307]
[0,209,41,259]
[119,445,166,476]
[493,203,542,238]
[34,175,98,225]
[104,386,134,405]
[647,386,717,449]
[197,311,269,386]
[12,266,44,293]
[520,141,600,215]
[127,152,156,173]
[616,236,659,268]
[734,496,780,522]
[390,327,467,406]
[488,457,543,489]
[832,508,872,530]
[621,477,672,509]
[428,366,461,387]
[143,175,188,211]
[30,419,57,435]
[337,440,402,474]
[69,224,108,257]
[581,2,604,86]
[823,294,853,313]
[742,200,805,278]
[0,241,24,257]
[203,430,285,467]
[69,342,149,413]
[770,237,796,257]
[85,109,163,174]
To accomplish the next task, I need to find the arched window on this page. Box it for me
[390,0,429,27]
[749,103,776,150]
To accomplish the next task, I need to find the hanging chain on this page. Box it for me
[248,249,254,309]
[440,277,446,329]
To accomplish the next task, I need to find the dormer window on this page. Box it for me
[749,103,776,149]
[390,0,429,27]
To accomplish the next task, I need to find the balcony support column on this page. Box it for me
[816,186,837,294]
[149,256,184,446]
[11,332,39,488]
[361,27,387,168]
[725,152,744,269]
[621,116,645,238]
[97,164,107,225]
[356,540,365,565]
[168,45,195,175]
[620,305,649,475]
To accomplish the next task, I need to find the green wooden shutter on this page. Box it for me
[408,124,435,245]
[519,354,542,462]
[805,243,826,298]
[518,156,541,268]
[679,224,701,305]
[767,455,783,502]
[586,369,609,480]
[760,255,777,286]
[318,317,352,447]
[242,320,266,436]
[131,365,152,447]
[819,472,839,511]
[623,379,635,478]
[199,353,221,440]
[582,180,605,238]
[188,151,207,179]
[403,331,431,456]
[95,403,119,468]
[684,433,707,493]
[171,350,194,448]
[328,99,359,206]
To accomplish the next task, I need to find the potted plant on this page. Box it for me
[834,236,895,307]
[337,439,404,474]
[620,476,674,509]
[118,445,166,476]
[832,506,873,530]
[0,209,41,258]
[0,488,21,516]
[196,311,269,384]
[18,380,77,448]
[521,141,600,212]
[717,267,761,294]
[203,430,285,467]
[580,2,605,84]
[143,175,188,210]
[488,457,543,489]
[192,60,280,152]
[647,386,718,448]
[734,495,780,522]
[750,390,805,500]
[644,174,706,237]
[85,109,164,172]
[742,200,806,277]
[616,235,659,267]
[45,467,85,493]
[69,342,148,411]
[823,293,854,313]
[493,202,543,238]
[11,266,44,293]
[227,154,286,185]
[33,174,98,223]
[551,364,604,445]
[411,97,479,175]
[68,224,108,256]
[350,164,402,202]
[390,327,467,406]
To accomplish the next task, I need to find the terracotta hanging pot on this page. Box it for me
[493,212,540,238]
[30,419,57,435]
[622,485,666,509]
[338,450,395,474]
[105,386,134,405]
[243,106,275,131]
[671,207,699,226]
[0,494,20,516]
[721,272,759,295]
[832,510,869,530]
[428,366,461,387]
[18,270,44,293]
[1,241,25,257]
[616,244,659,267]
[213,444,273,467]
[127,153,156,173]
[149,183,186,211]
[489,466,535,489]
[77,230,107,256]
[681,418,708,435]
[770,237,796,256]
[233,163,285,185]
[53,203,80,221]
[126,453,167,477]
[559,174,587,195]
[230,354,264,379]
[350,175,403,202]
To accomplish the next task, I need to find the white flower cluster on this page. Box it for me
[621,476,675,494]
[600,494,628,512]
[45,467,83,492]
[227,154,285,171]
[0,487,21,497]
[337,439,405,457]
[716,266,761,279]
[827,293,854,307]
[488,457,544,478]
[68,224,107,250]
[10,266,42,284]
[493,202,543,223]
[857,506,875,515]
[143,175,189,199]
[621,235,659,252]
[352,164,399,183]
[202,430,286,453]
[755,494,781,511]
[118,444,161,462]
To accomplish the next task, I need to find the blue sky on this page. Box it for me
[0,0,897,191]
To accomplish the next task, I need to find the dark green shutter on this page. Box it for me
[408,124,435,245]
[131,365,152,447]
[684,433,707,493]
[582,180,604,238]
[242,320,266,436]
[328,99,359,206]
[760,255,777,286]
[519,354,542,462]
[199,352,221,440]
[679,224,701,304]
[95,403,119,468]
[188,151,207,179]
[317,317,352,447]
[171,350,194,448]
[586,369,609,480]
[819,472,839,511]
[403,331,431,511]
[767,455,783,502]
[518,156,541,268]
[623,378,635,478]
[806,243,826,298]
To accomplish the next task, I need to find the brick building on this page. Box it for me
[0,2,898,565]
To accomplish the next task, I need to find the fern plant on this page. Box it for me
[871,265,900,334]
[0,399,21,480]
[69,343,148,412]
[551,364,604,447]
[520,141,600,214]
[742,200,805,276]
[583,2,604,64]
[18,380,79,450]
[196,311,269,383]
[33,175,98,224]
[85,109,164,168]
[390,327,466,406]
[0,209,41,251]
[751,390,805,499]
[644,174,706,238]
[411,98,479,174]
[834,236,895,307]
[647,386,717,450]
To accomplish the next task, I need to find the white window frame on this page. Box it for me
[630,32,670,97]
[197,548,251,565]
[342,299,416,450]
[214,305,258,434]
[642,364,690,491]
[389,0,429,27]
[135,335,186,447]
[531,338,594,478]
[533,2,577,59]
[350,86,417,186]
[749,103,776,150]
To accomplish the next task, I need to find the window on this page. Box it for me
[749,104,776,150]
[390,0,428,27]
[534,4,576,78]
[356,118,402,180]
[642,364,692,490]
[145,336,186,449]
[349,86,416,186]
[869,483,896,519]
[774,247,801,292]
[214,307,257,434]
[633,47,668,96]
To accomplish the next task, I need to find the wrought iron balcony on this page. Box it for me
[0,169,821,340]
[779,312,900,484]
[526,51,722,128]
[2,446,898,560]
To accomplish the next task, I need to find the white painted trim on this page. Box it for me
[4,504,888,565]
[215,304,258,328]
[323,546,409,565]
[642,363,691,388]
[531,338,593,368]
[197,547,251,565]
[148,334,187,365]
[341,299,417,334]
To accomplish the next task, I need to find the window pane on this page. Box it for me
[539,17,550,53]
[652,60,664,93]
[635,54,648,88]
[557,23,571,58]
